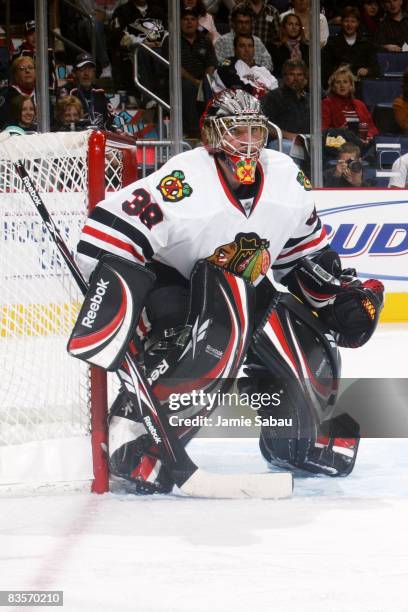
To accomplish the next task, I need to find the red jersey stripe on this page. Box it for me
[277,226,327,260]
[83,225,144,262]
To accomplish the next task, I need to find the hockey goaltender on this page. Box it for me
[68,88,384,496]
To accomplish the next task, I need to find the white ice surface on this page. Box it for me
[1,324,408,612]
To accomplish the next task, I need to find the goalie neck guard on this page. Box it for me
[200,89,269,185]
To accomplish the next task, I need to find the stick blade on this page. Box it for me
[179,468,293,499]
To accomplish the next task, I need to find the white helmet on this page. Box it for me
[200,89,269,184]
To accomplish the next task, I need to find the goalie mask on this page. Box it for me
[200,89,269,184]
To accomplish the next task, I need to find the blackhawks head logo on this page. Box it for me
[207,233,271,283]
[296,170,312,191]
[235,158,257,184]
[157,170,193,202]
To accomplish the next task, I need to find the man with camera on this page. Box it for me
[324,142,365,187]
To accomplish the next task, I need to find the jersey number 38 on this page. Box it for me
[122,188,163,230]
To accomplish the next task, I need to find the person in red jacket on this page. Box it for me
[322,66,379,145]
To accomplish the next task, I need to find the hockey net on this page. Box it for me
[0,130,138,493]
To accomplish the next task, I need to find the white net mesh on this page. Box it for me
[104,148,123,191]
[0,132,93,447]
[0,132,131,452]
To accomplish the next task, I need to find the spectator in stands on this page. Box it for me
[58,53,115,130]
[6,95,37,132]
[8,55,36,97]
[322,66,379,142]
[203,0,235,14]
[110,0,167,107]
[161,7,217,137]
[54,95,87,131]
[215,6,273,70]
[393,66,408,132]
[270,13,309,79]
[78,1,112,77]
[0,56,36,129]
[322,7,379,86]
[11,20,58,93]
[280,0,330,47]
[13,20,36,58]
[234,0,281,53]
[213,33,278,94]
[202,0,236,32]
[180,8,217,136]
[321,0,359,25]
[59,0,129,75]
[93,0,118,19]
[182,0,220,43]
[59,1,98,66]
[323,142,366,187]
[261,58,310,154]
[388,151,408,186]
[378,0,408,51]
[359,0,383,40]
[0,27,9,83]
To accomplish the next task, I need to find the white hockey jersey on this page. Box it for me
[77,147,327,284]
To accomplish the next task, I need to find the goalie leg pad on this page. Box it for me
[68,254,156,370]
[251,292,358,476]
[145,260,256,407]
[103,260,255,492]
[108,391,174,494]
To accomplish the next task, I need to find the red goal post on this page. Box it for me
[0,130,138,493]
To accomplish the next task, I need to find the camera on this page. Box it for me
[346,159,362,173]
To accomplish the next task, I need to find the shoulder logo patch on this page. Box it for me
[296,170,312,191]
[157,170,193,202]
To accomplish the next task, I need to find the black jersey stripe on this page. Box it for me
[90,206,154,260]
[272,261,296,270]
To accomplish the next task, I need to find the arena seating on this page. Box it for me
[359,78,403,113]
[376,52,408,78]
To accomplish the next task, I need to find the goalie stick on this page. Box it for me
[11,153,292,499]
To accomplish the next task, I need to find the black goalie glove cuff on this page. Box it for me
[293,253,359,308]
[322,279,384,348]
[291,256,384,348]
